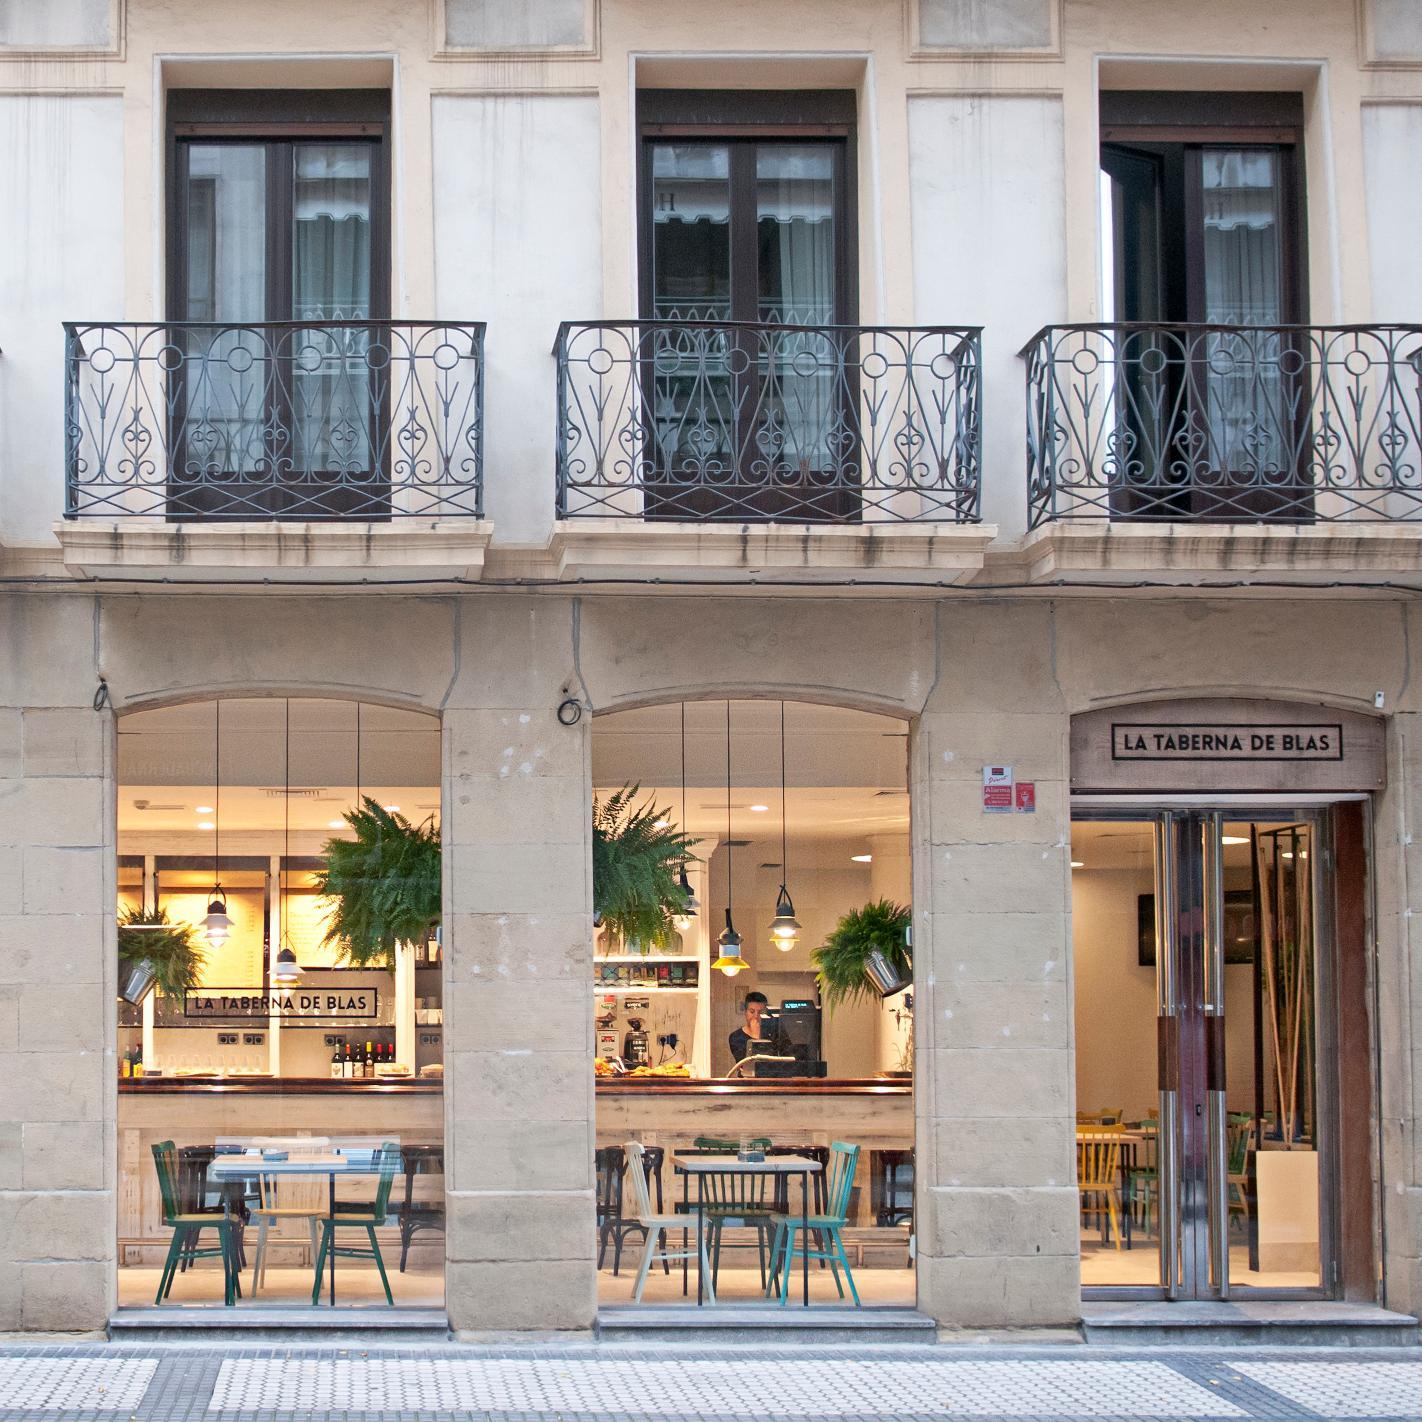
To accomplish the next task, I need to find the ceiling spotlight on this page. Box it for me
[749,804,769,813]
[1222,835,1249,845]
[1071,860,1085,868]
[198,821,215,832]
[851,853,872,863]
[653,818,669,829]
[328,819,346,830]
[195,805,214,815]
[383,804,400,813]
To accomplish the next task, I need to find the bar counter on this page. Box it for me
[119,1076,441,1093]
[595,1076,915,1153]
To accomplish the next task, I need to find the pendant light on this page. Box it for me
[674,702,698,932]
[712,700,749,978]
[768,701,801,951]
[272,698,301,987]
[201,700,232,948]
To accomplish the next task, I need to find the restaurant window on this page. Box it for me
[636,90,858,522]
[115,698,444,1314]
[591,700,914,1311]
[1098,91,1307,521]
[166,91,391,519]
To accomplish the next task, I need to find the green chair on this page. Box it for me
[1226,1114,1255,1231]
[766,1140,861,1306]
[703,1164,778,1291]
[310,1142,400,1306]
[151,1140,238,1306]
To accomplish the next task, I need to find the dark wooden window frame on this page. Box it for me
[635,89,859,326]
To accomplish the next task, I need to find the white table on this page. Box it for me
[671,1153,822,1307]
[208,1148,389,1306]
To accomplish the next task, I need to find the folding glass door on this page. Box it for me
[1072,810,1331,1297]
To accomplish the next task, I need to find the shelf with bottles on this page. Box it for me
[594,985,699,994]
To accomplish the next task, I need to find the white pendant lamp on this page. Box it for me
[768,702,801,951]
[711,701,749,978]
[202,700,232,947]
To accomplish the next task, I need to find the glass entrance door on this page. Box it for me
[1072,811,1330,1298]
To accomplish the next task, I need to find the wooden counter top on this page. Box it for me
[596,1076,912,1096]
[119,1076,442,1094]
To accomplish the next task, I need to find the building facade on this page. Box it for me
[1,0,1421,1334]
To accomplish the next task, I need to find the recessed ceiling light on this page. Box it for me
[195,805,214,815]
[851,853,872,863]
[749,805,769,813]
[1222,835,1249,845]
[1070,860,1085,868]
[383,804,400,813]
[328,819,346,830]
[653,818,669,829]
[198,821,215,832]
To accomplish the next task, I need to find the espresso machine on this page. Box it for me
[622,1017,651,1067]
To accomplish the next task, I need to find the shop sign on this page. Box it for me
[1071,698,1385,794]
[184,988,379,1021]
[982,765,1014,812]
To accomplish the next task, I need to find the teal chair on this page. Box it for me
[151,1140,238,1306]
[310,1142,400,1306]
[766,1140,861,1306]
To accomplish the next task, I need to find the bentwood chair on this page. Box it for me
[626,1140,715,1304]
[310,1142,400,1306]
[250,1146,324,1294]
[1077,1128,1124,1249]
[1226,1115,1255,1230]
[766,1140,861,1306]
[152,1140,239,1306]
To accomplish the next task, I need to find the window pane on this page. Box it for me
[291,143,373,321]
[650,143,730,321]
[756,143,834,324]
[183,144,266,323]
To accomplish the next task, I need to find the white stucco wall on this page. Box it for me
[1361,103,1422,322]
[0,94,124,543]
[431,93,602,547]
[907,94,1066,533]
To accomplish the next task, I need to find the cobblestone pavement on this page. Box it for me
[0,1342,1421,1422]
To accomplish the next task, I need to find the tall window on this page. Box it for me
[637,91,857,521]
[167,92,390,518]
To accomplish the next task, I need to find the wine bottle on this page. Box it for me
[364,1041,374,1079]
[330,1041,342,1079]
[342,1044,353,1080]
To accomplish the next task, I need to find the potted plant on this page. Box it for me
[813,898,912,1009]
[118,905,205,1004]
[592,784,694,953]
[315,797,442,968]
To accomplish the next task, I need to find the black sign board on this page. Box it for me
[184,988,379,1021]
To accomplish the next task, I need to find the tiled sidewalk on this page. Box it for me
[0,1343,1421,1421]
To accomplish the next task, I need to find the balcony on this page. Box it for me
[1020,324,1422,583]
[59,321,489,580]
[550,320,993,585]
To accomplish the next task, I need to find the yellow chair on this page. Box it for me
[1077,1128,1124,1250]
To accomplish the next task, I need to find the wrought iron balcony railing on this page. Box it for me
[555,320,981,523]
[65,321,484,521]
[1023,324,1422,528]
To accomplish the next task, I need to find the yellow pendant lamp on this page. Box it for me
[712,700,749,977]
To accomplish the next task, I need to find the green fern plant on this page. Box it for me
[593,784,694,951]
[813,898,912,1010]
[314,796,442,968]
[118,905,206,999]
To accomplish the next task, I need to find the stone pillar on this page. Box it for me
[914,603,1079,1327]
[0,593,115,1329]
[441,598,597,1332]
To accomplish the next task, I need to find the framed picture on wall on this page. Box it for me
[1137,890,1257,967]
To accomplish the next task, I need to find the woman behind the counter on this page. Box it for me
[728,991,787,1062]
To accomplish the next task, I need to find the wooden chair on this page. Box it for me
[1076,1128,1124,1250]
[1077,1108,1125,1126]
[309,1142,400,1306]
[1227,1115,1255,1230]
[626,1140,715,1303]
[1126,1120,1160,1237]
[766,1141,861,1306]
[151,1140,239,1306]
[250,1146,324,1294]
[703,1162,777,1291]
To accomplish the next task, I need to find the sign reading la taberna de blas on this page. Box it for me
[1069,698,1385,793]
[184,988,379,1021]
[1112,723,1342,762]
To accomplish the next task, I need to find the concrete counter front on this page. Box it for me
[118,1084,444,1268]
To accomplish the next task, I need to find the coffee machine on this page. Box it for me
[622,1017,651,1067]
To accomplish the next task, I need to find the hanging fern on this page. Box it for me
[813,898,912,1011]
[314,796,442,969]
[118,905,206,999]
[593,784,694,951]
